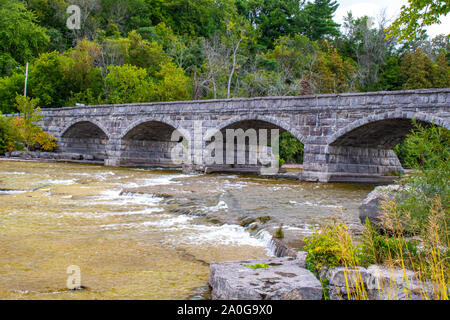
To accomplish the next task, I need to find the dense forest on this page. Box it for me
[0,0,449,114]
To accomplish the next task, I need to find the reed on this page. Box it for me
[304,197,449,300]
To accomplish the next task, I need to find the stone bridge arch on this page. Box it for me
[303,111,450,183]
[203,115,306,171]
[59,119,110,161]
[117,117,190,168]
[327,111,450,147]
[204,114,307,144]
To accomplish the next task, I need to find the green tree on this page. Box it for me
[104,64,152,104]
[13,95,44,151]
[0,114,21,154]
[0,0,50,76]
[127,30,170,75]
[303,0,340,41]
[312,47,356,94]
[256,34,320,95]
[0,72,25,113]
[145,0,236,37]
[236,0,305,48]
[279,131,303,163]
[431,51,450,88]
[337,13,395,91]
[400,49,434,89]
[62,39,103,106]
[388,0,450,41]
[29,51,68,108]
[378,56,402,91]
[152,62,191,101]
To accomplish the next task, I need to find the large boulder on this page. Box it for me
[323,265,436,300]
[209,256,323,300]
[324,266,371,300]
[365,265,435,300]
[359,184,405,227]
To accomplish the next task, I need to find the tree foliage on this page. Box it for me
[388,0,450,41]
[12,95,57,151]
[0,0,447,116]
[0,0,49,76]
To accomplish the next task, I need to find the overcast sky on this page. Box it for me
[333,0,450,38]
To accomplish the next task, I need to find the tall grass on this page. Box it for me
[305,197,448,300]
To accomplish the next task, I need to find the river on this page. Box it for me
[0,160,373,299]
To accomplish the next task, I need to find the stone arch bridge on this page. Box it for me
[40,88,450,183]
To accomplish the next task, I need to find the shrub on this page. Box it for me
[0,114,22,154]
[304,222,363,275]
[4,96,58,152]
[393,122,449,242]
[34,131,57,152]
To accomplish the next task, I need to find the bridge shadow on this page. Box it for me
[60,121,109,161]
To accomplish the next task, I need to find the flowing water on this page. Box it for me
[0,161,374,299]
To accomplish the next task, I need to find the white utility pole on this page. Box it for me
[24,62,28,97]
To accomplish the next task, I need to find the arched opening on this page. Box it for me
[327,118,445,179]
[330,118,431,149]
[60,121,109,161]
[120,121,183,168]
[204,119,304,174]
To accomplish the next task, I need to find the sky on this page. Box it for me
[333,0,450,38]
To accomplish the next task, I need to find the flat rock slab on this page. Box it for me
[209,256,322,300]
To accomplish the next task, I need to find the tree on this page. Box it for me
[104,64,152,104]
[29,51,68,108]
[378,56,402,91]
[62,39,103,106]
[387,0,450,41]
[0,72,25,113]
[303,0,340,41]
[152,62,191,101]
[259,34,320,95]
[400,49,434,89]
[67,0,101,43]
[236,0,306,48]
[338,12,395,91]
[10,95,57,151]
[144,0,237,38]
[431,51,450,88]
[224,18,249,98]
[0,0,50,76]
[200,17,250,99]
[0,114,21,154]
[279,131,303,163]
[127,30,170,75]
[13,95,42,151]
[312,48,356,94]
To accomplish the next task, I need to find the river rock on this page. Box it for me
[359,184,404,228]
[324,266,370,300]
[365,265,435,300]
[269,238,300,258]
[209,256,323,300]
[323,265,436,300]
